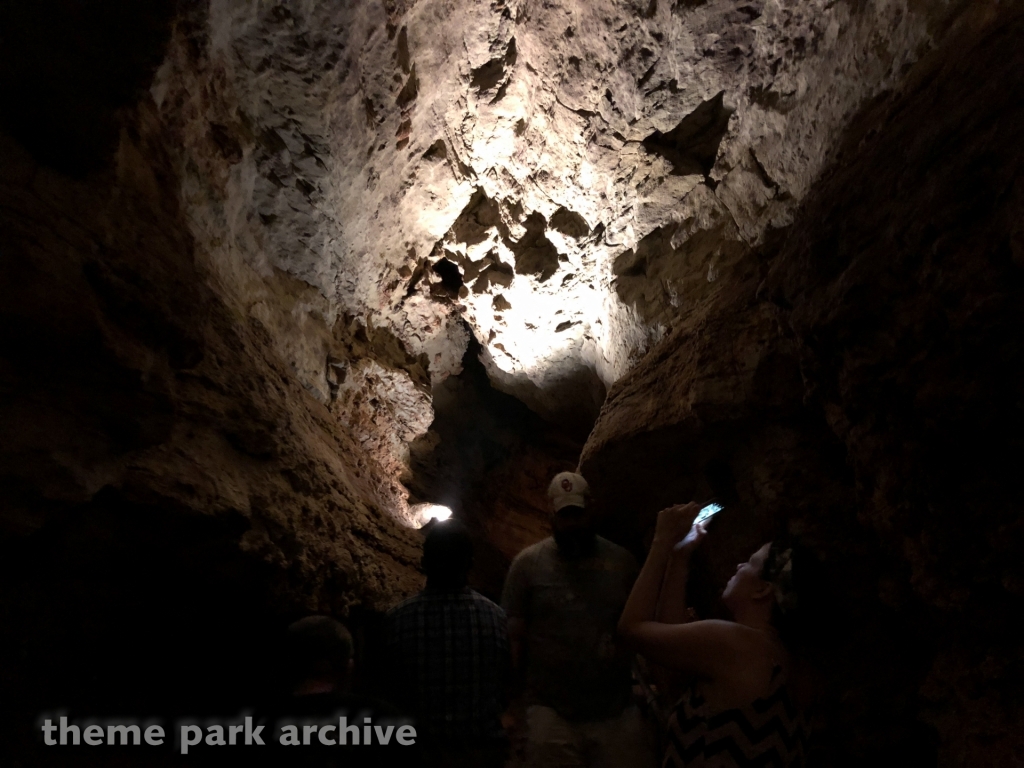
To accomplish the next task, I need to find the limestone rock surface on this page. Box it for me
[582,4,1024,763]
[152,0,959,435]
[0,105,422,759]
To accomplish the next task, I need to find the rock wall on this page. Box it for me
[146,0,964,432]
[581,3,1024,764]
[0,16,423,763]
[2,0,1018,765]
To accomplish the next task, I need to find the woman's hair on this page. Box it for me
[761,539,827,653]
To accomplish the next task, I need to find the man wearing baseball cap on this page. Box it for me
[501,472,657,768]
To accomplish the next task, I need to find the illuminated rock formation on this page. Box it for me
[1,0,1022,764]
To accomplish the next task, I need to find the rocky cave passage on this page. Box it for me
[2,0,1023,765]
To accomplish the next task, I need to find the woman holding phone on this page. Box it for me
[618,502,811,767]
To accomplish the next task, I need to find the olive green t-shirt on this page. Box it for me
[501,536,639,722]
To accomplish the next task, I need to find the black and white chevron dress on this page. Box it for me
[663,665,808,767]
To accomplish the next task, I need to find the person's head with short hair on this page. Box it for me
[548,471,597,558]
[284,615,354,695]
[422,519,473,590]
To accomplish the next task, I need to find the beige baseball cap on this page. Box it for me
[548,471,590,511]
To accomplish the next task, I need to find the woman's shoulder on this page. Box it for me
[684,619,776,655]
[702,628,793,703]
[729,624,791,666]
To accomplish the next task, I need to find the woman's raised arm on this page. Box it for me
[619,504,741,679]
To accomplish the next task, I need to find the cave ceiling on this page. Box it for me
[153,0,945,457]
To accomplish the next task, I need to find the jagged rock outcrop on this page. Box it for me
[582,4,1024,763]
[147,0,963,437]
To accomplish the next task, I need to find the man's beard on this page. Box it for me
[553,528,597,559]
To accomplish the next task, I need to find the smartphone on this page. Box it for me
[694,502,723,526]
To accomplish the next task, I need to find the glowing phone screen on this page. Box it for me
[694,502,723,525]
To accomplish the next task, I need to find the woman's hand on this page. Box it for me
[674,520,707,558]
[653,502,706,557]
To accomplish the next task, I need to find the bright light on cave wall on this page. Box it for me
[462,263,605,377]
[409,503,452,528]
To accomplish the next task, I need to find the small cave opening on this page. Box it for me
[3,1,1024,766]
[431,256,464,293]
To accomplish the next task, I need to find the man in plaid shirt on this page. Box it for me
[386,519,510,768]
